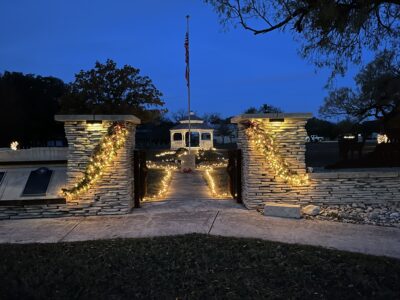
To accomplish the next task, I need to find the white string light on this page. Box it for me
[244,120,309,186]
[63,122,129,199]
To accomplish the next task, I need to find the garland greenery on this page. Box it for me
[244,120,309,186]
[63,122,129,199]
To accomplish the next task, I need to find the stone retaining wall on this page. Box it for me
[270,171,400,207]
[232,113,400,210]
[0,115,140,219]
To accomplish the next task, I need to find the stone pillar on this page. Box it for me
[231,113,312,209]
[55,115,140,213]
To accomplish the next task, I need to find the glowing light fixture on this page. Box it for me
[10,141,19,151]
[377,134,389,144]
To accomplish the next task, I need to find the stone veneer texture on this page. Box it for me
[63,120,136,215]
[0,118,137,219]
[235,116,400,210]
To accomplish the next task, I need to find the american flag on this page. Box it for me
[185,31,189,87]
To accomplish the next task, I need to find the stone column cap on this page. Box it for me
[55,114,141,124]
[231,113,312,123]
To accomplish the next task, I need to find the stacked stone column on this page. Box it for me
[55,115,140,214]
[232,113,311,209]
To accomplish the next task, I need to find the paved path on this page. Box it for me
[1,207,399,259]
[163,170,212,200]
[140,170,239,213]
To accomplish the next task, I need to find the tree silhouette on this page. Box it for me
[0,72,67,147]
[206,0,400,77]
[172,109,187,122]
[244,103,282,114]
[60,59,165,122]
[320,51,400,141]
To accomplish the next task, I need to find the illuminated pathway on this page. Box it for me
[163,170,212,200]
[140,170,241,213]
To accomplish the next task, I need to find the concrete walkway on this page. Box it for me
[140,170,239,213]
[1,207,399,259]
[163,170,213,200]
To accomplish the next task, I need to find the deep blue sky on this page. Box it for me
[0,0,360,118]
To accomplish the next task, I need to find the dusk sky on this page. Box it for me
[0,0,362,119]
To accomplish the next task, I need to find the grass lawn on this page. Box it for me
[146,168,167,198]
[211,167,230,196]
[1,234,399,299]
[203,167,231,197]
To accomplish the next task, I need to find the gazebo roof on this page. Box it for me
[170,123,214,130]
[180,114,203,122]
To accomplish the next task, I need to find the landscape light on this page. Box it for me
[377,134,389,144]
[10,141,19,151]
[343,135,355,139]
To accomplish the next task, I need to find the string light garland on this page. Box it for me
[62,122,129,199]
[243,120,309,186]
[197,162,228,169]
[202,167,230,198]
[144,165,176,200]
[146,161,178,169]
[155,151,176,157]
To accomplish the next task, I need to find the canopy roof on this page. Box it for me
[171,123,214,130]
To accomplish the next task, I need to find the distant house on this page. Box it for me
[170,114,214,150]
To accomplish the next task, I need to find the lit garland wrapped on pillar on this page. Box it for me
[243,120,309,186]
[62,122,129,199]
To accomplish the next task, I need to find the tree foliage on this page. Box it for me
[200,113,234,143]
[171,109,188,122]
[244,103,282,113]
[205,0,400,76]
[306,117,337,139]
[136,116,175,148]
[214,117,234,143]
[203,112,222,124]
[60,59,165,122]
[320,51,400,139]
[0,72,67,147]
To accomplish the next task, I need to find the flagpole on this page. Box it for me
[186,15,191,154]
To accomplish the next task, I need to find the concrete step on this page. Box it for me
[264,202,301,219]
